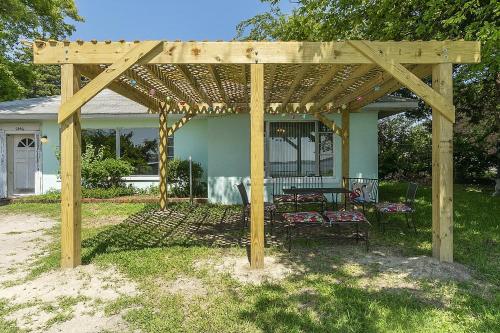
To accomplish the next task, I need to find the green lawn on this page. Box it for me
[0,182,498,332]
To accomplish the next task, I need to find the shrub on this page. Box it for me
[81,143,134,188]
[167,158,207,197]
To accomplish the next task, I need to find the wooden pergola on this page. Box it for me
[32,40,480,269]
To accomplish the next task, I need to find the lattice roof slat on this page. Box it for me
[31,40,477,115]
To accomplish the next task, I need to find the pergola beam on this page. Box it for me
[143,64,197,105]
[34,40,481,64]
[207,64,230,105]
[314,112,343,137]
[282,65,312,109]
[349,40,455,122]
[79,65,162,112]
[60,64,82,268]
[299,65,342,108]
[159,105,168,210]
[313,64,375,112]
[57,41,163,123]
[250,63,265,269]
[432,63,454,262]
[348,65,431,110]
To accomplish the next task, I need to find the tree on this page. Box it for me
[237,0,499,183]
[0,0,83,100]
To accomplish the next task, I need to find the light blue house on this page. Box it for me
[0,89,416,203]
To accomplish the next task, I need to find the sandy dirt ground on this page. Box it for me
[0,214,140,333]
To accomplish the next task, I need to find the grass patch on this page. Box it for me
[0,183,498,332]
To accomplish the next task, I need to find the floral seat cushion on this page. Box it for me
[376,202,413,213]
[273,194,296,203]
[297,193,327,203]
[324,210,368,223]
[282,211,324,224]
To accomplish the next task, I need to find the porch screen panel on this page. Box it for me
[268,122,316,177]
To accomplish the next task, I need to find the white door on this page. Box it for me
[13,135,36,194]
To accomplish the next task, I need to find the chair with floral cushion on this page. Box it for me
[282,211,325,252]
[323,210,371,250]
[236,182,276,234]
[375,182,418,233]
[344,177,379,214]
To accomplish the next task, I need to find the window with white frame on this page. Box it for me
[80,128,174,176]
[265,121,334,177]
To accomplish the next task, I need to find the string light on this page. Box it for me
[374,85,381,92]
[341,104,347,110]
[130,79,137,87]
[356,96,363,101]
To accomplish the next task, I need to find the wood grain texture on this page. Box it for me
[341,110,350,188]
[314,112,343,137]
[159,106,168,210]
[33,40,481,64]
[349,41,455,122]
[432,63,454,262]
[58,41,163,123]
[60,64,82,268]
[250,64,265,269]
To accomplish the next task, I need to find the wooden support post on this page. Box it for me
[341,110,350,188]
[432,63,454,262]
[250,64,265,269]
[60,64,82,268]
[159,106,168,210]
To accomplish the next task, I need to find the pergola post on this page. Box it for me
[342,110,350,188]
[432,63,454,262]
[159,106,168,210]
[250,64,265,269]
[60,64,82,268]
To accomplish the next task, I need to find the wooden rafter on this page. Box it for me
[79,65,162,112]
[313,64,375,112]
[167,113,196,136]
[207,64,230,105]
[348,65,431,110]
[125,68,171,103]
[282,64,312,109]
[176,64,212,104]
[34,40,481,65]
[265,64,277,102]
[144,65,196,104]
[349,40,455,122]
[57,41,163,123]
[314,112,343,137]
[299,65,342,108]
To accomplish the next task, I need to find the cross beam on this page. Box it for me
[34,40,481,65]
[57,41,163,123]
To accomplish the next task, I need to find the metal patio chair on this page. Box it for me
[236,182,276,234]
[375,182,418,233]
[344,177,379,214]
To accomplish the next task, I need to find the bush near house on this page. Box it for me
[166,158,206,197]
[81,144,134,188]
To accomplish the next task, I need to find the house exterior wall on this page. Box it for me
[8,111,378,203]
[205,111,378,204]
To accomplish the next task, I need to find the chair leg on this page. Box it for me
[287,223,292,253]
[411,212,417,234]
[365,229,369,251]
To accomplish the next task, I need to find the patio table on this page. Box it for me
[282,187,350,210]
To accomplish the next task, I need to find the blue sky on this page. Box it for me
[70,0,295,41]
